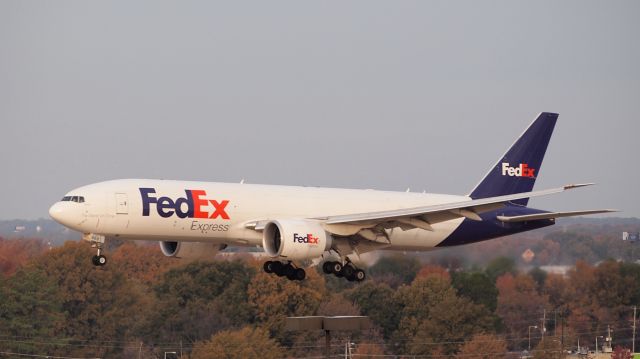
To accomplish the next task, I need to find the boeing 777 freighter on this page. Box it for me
[49,113,614,281]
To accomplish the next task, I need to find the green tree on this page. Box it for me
[345,281,401,338]
[528,267,547,292]
[368,254,421,287]
[149,260,256,345]
[191,326,285,359]
[0,268,63,355]
[485,257,516,282]
[452,271,498,312]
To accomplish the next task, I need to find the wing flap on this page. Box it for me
[497,209,617,223]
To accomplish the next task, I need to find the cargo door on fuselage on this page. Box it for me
[115,193,128,214]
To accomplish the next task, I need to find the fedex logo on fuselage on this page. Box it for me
[139,188,230,219]
[501,163,536,178]
[293,233,319,245]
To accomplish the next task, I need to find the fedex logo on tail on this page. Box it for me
[501,163,536,178]
[139,188,230,219]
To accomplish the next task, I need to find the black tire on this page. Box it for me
[341,265,355,279]
[263,261,274,273]
[273,261,286,276]
[91,255,100,266]
[355,269,366,282]
[331,262,343,274]
[97,255,107,266]
[294,268,306,281]
[322,261,333,274]
[284,263,295,278]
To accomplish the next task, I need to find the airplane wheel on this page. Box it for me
[93,255,107,266]
[263,261,274,274]
[294,268,306,281]
[322,261,333,274]
[354,269,366,282]
[272,261,285,276]
[331,262,343,274]
[284,263,296,279]
[341,265,355,279]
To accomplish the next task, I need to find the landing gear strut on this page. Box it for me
[263,261,306,281]
[85,233,107,267]
[323,260,366,282]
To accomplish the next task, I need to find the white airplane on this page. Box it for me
[49,113,614,281]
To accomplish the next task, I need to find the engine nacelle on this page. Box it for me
[159,241,225,259]
[262,219,332,260]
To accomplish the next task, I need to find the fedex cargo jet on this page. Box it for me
[49,113,614,281]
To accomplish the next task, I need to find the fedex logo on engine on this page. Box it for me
[293,233,320,245]
[501,163,536,178]
[139,188,230,219]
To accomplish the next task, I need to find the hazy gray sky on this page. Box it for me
[1,1,638,219]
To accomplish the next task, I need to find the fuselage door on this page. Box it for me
[115,193,128,214]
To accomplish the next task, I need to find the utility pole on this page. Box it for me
[542,309,546,343]
[633,305,637,354]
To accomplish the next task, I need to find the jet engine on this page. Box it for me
[262,219,332,260]
[159,241,226,259]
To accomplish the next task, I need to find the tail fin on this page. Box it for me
[469,112,558,206]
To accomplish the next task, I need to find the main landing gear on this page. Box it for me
[323,261,366,282]
[263,261,306,281]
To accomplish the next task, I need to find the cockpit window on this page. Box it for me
[61,196,85,203]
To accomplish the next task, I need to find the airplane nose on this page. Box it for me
[49,202,77,226]
[49,202,65,223]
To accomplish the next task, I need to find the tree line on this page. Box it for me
[1,236,640,358]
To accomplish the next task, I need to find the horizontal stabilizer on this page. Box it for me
[496,209,617,223]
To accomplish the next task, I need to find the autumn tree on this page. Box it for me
[27,241,152,358]
[415,264,450,281]
[247,269,324,343]
[532,337,562,359]
[351,341,386,358]
[393,276,494,355]
[110,242,180,285]
[191,326,285,359]
[495,273,548,350]
[0,238,48,276]
[611,346,633,359]
[455,333,508,359]
[316,293,360,316]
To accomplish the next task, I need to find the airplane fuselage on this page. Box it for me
[49,178,552,252]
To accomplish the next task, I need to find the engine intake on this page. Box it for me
[159,241,226,259]
[262,219,332,260]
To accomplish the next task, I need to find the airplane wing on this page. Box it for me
[314,183,599,238]
[496,209,616,223]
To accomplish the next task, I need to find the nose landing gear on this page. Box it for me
[323,260,366,282]
[84,233,107,267]
[263,261,306,281]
